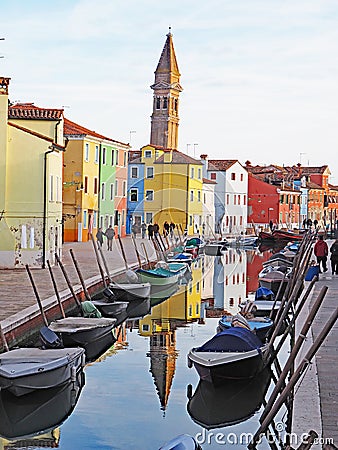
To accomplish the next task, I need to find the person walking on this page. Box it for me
[329,239,338,275]
[314,235,329,273]
[96,227,104,248]
[147,223,154,239]
[105,225,115,251]
[141,222,147,239]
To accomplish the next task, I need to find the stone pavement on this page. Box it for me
[0,236,158,331]
[293,243,338,448]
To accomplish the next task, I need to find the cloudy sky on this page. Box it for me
[1,0,337,182]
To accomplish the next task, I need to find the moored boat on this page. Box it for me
[108,281,151,300]
[187,327,268,384]
[0,347,85,397]
[217,315,274,342]
[136,266,181,286]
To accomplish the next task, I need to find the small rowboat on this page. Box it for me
[217,315,274,342]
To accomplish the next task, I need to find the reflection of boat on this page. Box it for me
[91,298,129,318]
[0,371,85,439]
[150,284,179,307]
[108,281,151,300]
[44,317,117,362]
[228,236,258,248]
[160,434,202,450]
[217,316,273,342]
[187,367,271,429]
[125,297,151,319]
[204,241,227,256]
[0,347,85,397]
[166,252,194,264]
[136,266,181,286]
[187,328,268,383]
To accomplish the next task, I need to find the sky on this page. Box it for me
[1,0,338,183]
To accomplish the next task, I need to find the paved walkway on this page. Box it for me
[0,237,159,331]
[293,243,338,448]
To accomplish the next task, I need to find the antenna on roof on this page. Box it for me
[0,37,4,59]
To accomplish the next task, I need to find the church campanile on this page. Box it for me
[150,30,183,150]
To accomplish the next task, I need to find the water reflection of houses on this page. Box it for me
[211,248,247,315]
[139,264,202,413]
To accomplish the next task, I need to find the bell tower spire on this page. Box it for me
[150,30,183,150]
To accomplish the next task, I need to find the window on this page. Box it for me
[231,173,236,180]
[146,167,154,178]
[146,212,153,224]
[229,298,234,307]
[123,152,127,167]
[102,147,106,165]
[189,215,192,226]
[198,168,202,179]
[131,167,138,178]
[198,190,201,202]
[111,149,115,166]
[244,195,246,205]
[156,97,161,109]
[101,183,106,201]
[94,177,98,194]
[122,181,126,197]
[85,143,89,162]
[144,150,152,158]
[190,190,194,201]
[145,190,154,201]
[95,145,99,164]
[210,172,216,180]
[93,211,97,228]
[130,189,138,202]
[50,175,54,201]
[238,195,240,204]
[226,194,229,205]
[110,183,114,200]
[234,195,236,205]
[115,150,119,165]
[204,193,206,203]
[83,210,87,228]
[191,167,194,179]
[84,176,88,194]
[56,176,60,202]
[163,97,167,109]
[240,173,244,181]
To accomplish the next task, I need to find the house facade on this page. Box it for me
[0,80,65,268]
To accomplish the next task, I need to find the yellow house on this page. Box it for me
[141,145,204,235]
[0,78,65,268]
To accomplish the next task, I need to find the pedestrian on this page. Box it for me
[163,221,169,237]
[314,235,328,273]
[307,218,313,228]
[105,225,115,251]
[141,222,147,239]
[269,220,273,232]
[153,223,160,237]
[329,239,338,275]
[147,223,154,239]
[302,218,307,229]
[131,223,137,238]
[96,227,104,248]
[169,222,175,238]
[313,219,318,229]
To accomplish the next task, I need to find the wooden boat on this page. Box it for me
[108,281,151,300]
[160,434,202,450]
[136,265,182,286]
[187,327,268,383]
[262,253,293,268]
[258,266,290,299]
[227,236,258,248]
[0,347,85,397]
[187,367,271,429]
[239,289,280,317]
[166,252,194,264]
[0,371,85,439]
[258,230,275,241]
[272,229,303,241]
[43,317,117,362]
[91,299,129,318]
[217,315,273,342]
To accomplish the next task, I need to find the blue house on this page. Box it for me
[126,151,145,234]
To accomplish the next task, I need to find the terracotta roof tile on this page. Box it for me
[208,160,238,171]
[154,149,202,165]
[9,103,63,120]
[203,177,217,184]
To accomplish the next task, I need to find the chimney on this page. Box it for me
[200,154,208,178]
[0,77,10,209]
[163,149,173,163]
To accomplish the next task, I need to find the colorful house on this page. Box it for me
[63,119,129,241]
[0,79,65,268]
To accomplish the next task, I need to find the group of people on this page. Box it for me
[314,235,338,275]
[96,225,115,250]
[130,221,177,240]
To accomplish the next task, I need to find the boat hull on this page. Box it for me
[108,282,151,300]
[0,347,85,397]
[136,269,180,286]
[217,316,273,342]
[188,347,266,384]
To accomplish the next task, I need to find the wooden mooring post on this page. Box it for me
[54,253,83,315]
[25,264,49,327]
[248,305,338,449]
[97,245,112,284]
[69,249,91,301]
[90,233,107,288]
[46,259,66,319]
[0,323,9,352]
[131,234,142,268]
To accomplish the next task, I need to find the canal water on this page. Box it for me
[0,247,290,450]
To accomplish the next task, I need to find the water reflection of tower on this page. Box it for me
[213,248,247,315]
[146,321,178,415]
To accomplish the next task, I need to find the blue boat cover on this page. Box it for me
[255,287,275,301]
[186,237,203,246]
[196,327,263,352]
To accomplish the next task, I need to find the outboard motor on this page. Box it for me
[40,326,63,349]
[102,288,117,301]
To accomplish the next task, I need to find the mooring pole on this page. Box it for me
[90,233,107,288]
[0,323,9,352]
[97,245,112,283]
[141,242,151,269]
[25,264,49,327]
[248,305,338,449]
[69,249,91,301]
[117,234,129,271]
[261,285,328,423]
[131,234,142,268]
[47,259,66,318]
[54,253,83,313]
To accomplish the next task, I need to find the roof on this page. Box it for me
[208,160,239,171]
[9,103,63,120]
[64,118,129,146]
[8,121,65,150]
[203,177,217,184]
[154,149,203,165]
[155,31,180,78]
[306,181,325,190]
